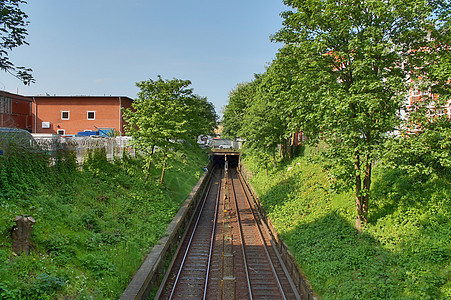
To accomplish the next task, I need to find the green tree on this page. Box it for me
[123,76,217,184]
[381,1,451,194]
[222,80,257,139]
[256,54,311,161]
[241,69,294,167]
[0,0,34,84]
[184,95,217,140]
[223,60,310,169]
[418,0,450,98]
[273,0,439,230]
[404,1,450,131]
[238,76,276,168]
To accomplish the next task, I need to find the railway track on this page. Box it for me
[155,167,301,300]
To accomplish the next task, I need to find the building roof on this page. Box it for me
[0,90,33,102]
[29,95,134,101]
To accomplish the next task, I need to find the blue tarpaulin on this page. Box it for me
[77,131,98,137]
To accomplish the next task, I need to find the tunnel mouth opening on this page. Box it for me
[211,153,240,169]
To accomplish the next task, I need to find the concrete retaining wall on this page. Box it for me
[120,168,211,300]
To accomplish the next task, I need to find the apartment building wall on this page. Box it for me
[31,96,133,135]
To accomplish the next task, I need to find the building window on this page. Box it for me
[87,111,95,120]
[57,129,65,135]
[61,111,70,120]
[0,96,12,114]
[410,90,420,104]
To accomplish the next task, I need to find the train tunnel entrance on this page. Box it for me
[210,150,240,169]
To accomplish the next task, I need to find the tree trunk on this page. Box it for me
[291,133,298,159]
[362,160,372,222]
[354,154,364,232]
[287,137,293,161]
[144,145,155,182]
[282,142,288,160]
[159,152,167,185]
[273,151,277,168]
[355,154,372,232]
[12,215,35,255]
[292,132,298,158]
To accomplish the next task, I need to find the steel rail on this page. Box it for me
[237,172,301,300]
[168,171,221,300]
[237,169,302,300]
[202,169,221,299]
[228,169,253,299]
[231,169,288,300]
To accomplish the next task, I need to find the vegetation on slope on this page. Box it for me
[0,145,208,299]
[244,145,450,300]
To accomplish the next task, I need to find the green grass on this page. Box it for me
[0,145,208,299]
[244,146,450,300]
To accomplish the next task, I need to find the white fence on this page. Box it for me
[32,134,135,164]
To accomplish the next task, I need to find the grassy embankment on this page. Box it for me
[0,145,208,299]
[244,145,450,300]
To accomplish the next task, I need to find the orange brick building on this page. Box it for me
[0,91,33,131]
[406,88,451,119]
[30,95,133,135]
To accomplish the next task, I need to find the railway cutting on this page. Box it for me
[155,166,301,300]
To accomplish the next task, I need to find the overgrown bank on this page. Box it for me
[243,145,450,300]
[0,145,208,299]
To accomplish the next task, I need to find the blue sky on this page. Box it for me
[1,0,287,116]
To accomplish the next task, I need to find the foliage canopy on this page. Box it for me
[0,0,34,84]
[123,76,217,183]
[223,0,450,231]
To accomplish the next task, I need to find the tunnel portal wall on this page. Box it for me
[210,152,240,169]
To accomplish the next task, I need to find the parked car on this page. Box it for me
[212,138,233,149]
[0,128,39,155]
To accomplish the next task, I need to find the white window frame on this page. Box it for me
[87,111,96,120]
[61,111,70,120]
[57,129,65,135]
